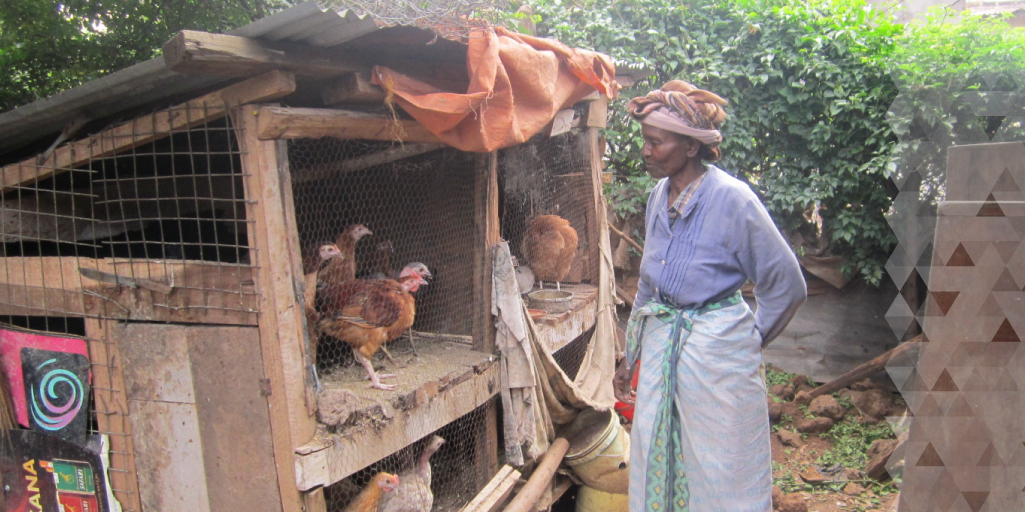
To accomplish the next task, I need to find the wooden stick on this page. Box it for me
[255,106,442,143]
[615,286,634,308]
[79,268,173,295]
[804,335,925,401]
[502,438,570,512]
[409,330,474,344]
[459,465,522,512]
[291,143,445,183]
[0,70,296,194]
[608,223,643,253]
[163,30,362,77]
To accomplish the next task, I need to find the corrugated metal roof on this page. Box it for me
[0,1,381,158]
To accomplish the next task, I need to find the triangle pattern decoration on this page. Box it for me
[992,168,1021,192]
[992,319,1021,343]
[977,193,1005,217]
[977,293,1005,317]
[992,268,1021,292]
[916,442,945,466]
[947,243,975,266]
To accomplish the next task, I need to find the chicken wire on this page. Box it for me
[498,128,601,374]
[289,138,482,371]
[323,400,497,512]
[0,104,258,512]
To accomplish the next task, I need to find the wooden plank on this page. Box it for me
[117,323,211,512]
[293,343,499,490]
[0,257,258,325]
[532,283,599,354]
[188,326,282,512]
[292,143,445,183]
[584,97,609,129]
[164,30,362,77]
[85,319,142,512]
[458,465,521,512]
[129,400,212,512]
[0,70,296,194]
[322,71,387,105]
[232,106,312,512]
[255,106,443,142]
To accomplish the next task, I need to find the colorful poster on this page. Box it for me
[0,328,91,445]
[0,429,110,512]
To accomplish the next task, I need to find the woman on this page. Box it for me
[613,81,806,512]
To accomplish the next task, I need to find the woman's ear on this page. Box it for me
[685,137,701,158]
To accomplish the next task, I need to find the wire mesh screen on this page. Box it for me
[498,128,601,381]
[289,138,481,370]
[498,130,592,289]
[0,104,258,512]
[0,112,257,324]
[323,400,496,512]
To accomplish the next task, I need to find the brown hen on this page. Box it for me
[315,262,432,390]
[520,215,578,290]
[343,472,399,512]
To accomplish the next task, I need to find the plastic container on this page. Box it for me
[561,409,630,494]
[576,485,629,512]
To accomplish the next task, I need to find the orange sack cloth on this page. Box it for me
[371,26,618,153]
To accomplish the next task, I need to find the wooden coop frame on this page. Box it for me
[0,19,616,512]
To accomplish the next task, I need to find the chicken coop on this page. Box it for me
[0,4,623,512]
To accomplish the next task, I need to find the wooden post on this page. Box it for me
[85,319,143,512]
[232,106,316,512]
[471,152,502,493]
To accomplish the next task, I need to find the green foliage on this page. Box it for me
[817,417,894,468]
[883,8,1025,209]
[0,0,288,112]
[765,364,797,387]
[534,0,901,284]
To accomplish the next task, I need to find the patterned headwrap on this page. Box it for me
[627,80,728,160]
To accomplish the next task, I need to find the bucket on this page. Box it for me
[576,485,629,512]
[561,409,630,494]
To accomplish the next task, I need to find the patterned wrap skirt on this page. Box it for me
[626,294,772,512]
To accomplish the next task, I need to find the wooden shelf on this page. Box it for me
[528,283,598,354]
[294,338,498,490]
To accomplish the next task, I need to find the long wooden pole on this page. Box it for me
[502,438,570,512]
[799,334,925,403]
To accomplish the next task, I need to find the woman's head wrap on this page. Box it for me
[627,80,728,160]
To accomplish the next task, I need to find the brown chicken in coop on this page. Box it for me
[520,215,578,290]
[315,257,432,390]
[343,472,400,512]
[336,224,374,281]
[377,435,445,512]
[363,239,396,280]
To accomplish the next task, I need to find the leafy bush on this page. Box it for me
[535,0,902,284]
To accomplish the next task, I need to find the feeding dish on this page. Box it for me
[527,290,574,314]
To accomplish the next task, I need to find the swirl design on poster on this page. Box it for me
[29,358,84,431]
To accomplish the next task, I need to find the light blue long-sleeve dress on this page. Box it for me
[627,165,806,512]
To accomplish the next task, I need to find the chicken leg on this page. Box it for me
[353,349,397,391]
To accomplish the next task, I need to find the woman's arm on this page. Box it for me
[733,198,807,346]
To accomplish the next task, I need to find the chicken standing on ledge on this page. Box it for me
[377,436,445,512]
[315,259,432,390]
[343,472,400,512]
[520,215,578,290]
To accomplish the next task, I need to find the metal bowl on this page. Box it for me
[527,290,574,314]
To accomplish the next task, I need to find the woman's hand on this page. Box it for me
[613,359,636,406]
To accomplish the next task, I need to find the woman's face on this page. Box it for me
[640,124,698,180]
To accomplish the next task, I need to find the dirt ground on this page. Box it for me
[554,365,904,512]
